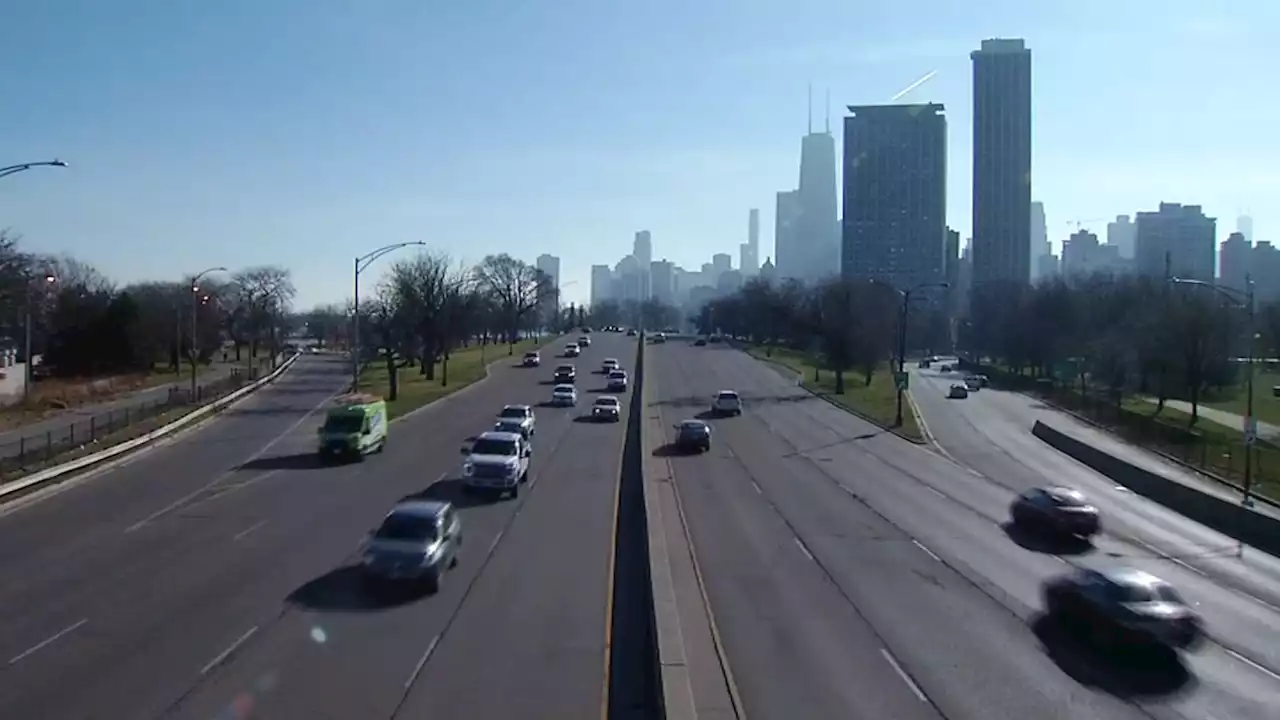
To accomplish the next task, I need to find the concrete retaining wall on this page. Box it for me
[1032,420,1280,556]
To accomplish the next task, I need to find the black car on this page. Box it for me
[554,364,576,383]
[674,419,712,452]
[694,338,707,346]
[1043,568,1203,650]
[626,328,638,337]
[361,500,462,593]
[1010,486,1101,538]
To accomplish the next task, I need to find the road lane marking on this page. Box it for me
[924,486,946,499]
[794,537,814,561]
[8,618,88,665]
[200,625,258,675]
[912,540,941,563]
[880,648,928,702]
[1223,647,1280,681]
[125,386,345,533]
[405,635,440,689]
[489,529,505,555]
[750,480,762,494]
[1130,537,1208,577]
[233,520,266,541]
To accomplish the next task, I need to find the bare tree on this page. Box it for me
[386,251,463,380]
[473,254,554,353]
[231,266,296,369]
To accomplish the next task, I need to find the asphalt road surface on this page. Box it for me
[648,338,1280,720]
[0,336,632,720]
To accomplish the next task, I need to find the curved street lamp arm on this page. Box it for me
[1169,276,1251,307]
[0,159,69,179]
[356,241,427,274]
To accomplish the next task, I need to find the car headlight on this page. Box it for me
[463,462,475,476]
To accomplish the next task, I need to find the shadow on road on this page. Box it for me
[405,476,499,510]
[287,565,423,611]
[1001,522,1095,556]
[539,379,556,385]
[1029,613,1196,699]
[237,453,325,472]
[652,443,691,457]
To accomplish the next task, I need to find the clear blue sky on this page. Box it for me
[3,0,1274,308]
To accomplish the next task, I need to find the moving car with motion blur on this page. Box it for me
[964,375,982,391]
[360,500,461,593]
[711,390,742,416]
[522,351,541,367]
[496,404,536,435]
[1043,568,1203,650]
[948,384,969,399]
[551,383,578,406]
[564,343,581,358]
[577,335,591,348]
[1010,486,1101,538]
[461,431,531,498]
[607,370,628,392]
[674,419,712,452]
[554,363,576,384]
[591,396,622,422]
[602,358,620,373]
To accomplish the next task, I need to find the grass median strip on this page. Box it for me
[743,345,923,442]
[359,339,545,420]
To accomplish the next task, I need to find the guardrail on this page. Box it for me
[1032,420,1280,557]
[0,352,301,501]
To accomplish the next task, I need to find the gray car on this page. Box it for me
[361,500,462,593]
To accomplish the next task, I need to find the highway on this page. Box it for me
[649,338,1280,720]
[0,335,632,720]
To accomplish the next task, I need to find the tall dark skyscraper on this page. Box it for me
[777,88,839,284]
[971,38,1032,287]
[841,103,948,291]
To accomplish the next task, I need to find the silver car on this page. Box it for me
[361,500,462,593]
[497,404,536,435]
[591,396,622,422]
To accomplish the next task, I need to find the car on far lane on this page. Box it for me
[652,332,667,343]
[711,390,742,416]
[674,419,712,452]
[497,404,536,435]
[964,375,982,391]
[626,328,638,337]
[461,430,531,498]
[554,363,576,384]
[591,396,622,422]
[607,370,628,392]
[948,384,969,399]
[361,499,462,593]
[522,351,541,367]
[694,338,707,346]
[564,343,581,358]
[602,357,620,373]
[1042,568,1203,650]
[577,335,591,348]
[1010,486,1101,538]
[551,384,578,406]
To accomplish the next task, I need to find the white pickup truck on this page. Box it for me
[461,430,531,498]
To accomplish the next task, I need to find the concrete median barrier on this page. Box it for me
[1032,420,1280,556]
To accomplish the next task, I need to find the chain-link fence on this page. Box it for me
[0,369,256,476]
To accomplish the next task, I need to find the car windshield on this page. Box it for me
[495,422,523,433]
[1116,581,1183,604]
[323,413,364,434]
[554,385,575,393]
[472,438,518,455]
[375,512,438,542]
[610,372,626,378]
[499,408,528,419]
[681,422,707,432]
[524,352,537,358]
[596,398,619,407]
[718,392,738,400]
[557,365,574,372]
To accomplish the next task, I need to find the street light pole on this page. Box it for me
[190,267,228,399]
[351,242,427,391]
[1169,275,1256,507]
[0,159,68,180]
[22,272,57,405]
[873,280,949,427]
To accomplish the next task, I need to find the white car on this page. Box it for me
[607,370,628,392]
[551,384,578,406]
[602,358,620,373]
[497,404,536,435]
[577,335,592,347]
[712,390,742,416]
[564,343,581,358]
[462,431,531,497]
[591,396,622,422]
[522,351,541,367]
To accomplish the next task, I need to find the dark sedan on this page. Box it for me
[1010,486,1101,538]
[360,500,462,593]
[1043,568,1203,650]
[674,419,712,452]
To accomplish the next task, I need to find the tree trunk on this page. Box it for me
[383,351,399,402]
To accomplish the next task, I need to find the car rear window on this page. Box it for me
[499,407,527,419]
[596,398,619,406]
[472,438,518,456]
[376,512,438,542]
[718,392,739,400]
[554,385,575,393]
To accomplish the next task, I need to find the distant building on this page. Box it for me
[1029,201,1047,281]
[590,264,613,306]
[1106,215,1136,259]
[650,260,676,305]
[633,231,652,267]
[841,102,948,292]
[1134,202,1216,282]
[741,209,760,276]
[1219,231,1250,294]
[945,228,961,315]
[760,257,776,282]
[797,128,840,284]
[774,190,803,281]
[1035,251,1060,280]
[971,38,1033,287]
[1061,230,1124,280]
[1237,215,1254,243]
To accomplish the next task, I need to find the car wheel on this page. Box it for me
[510,484,520,499]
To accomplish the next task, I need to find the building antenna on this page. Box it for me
[807,83,813,134]
[824,87,831,133]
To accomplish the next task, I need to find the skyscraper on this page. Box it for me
[633,231,652,267]
[1106,215,1136,259]
[1134,203,1216,282]
[535,254,561,290]
[971,38,1033,287]
[775,190,802,280]
[1219,231,1250,293]
[590,264,613,306]
[1029,201,1047,280]
[796,96,839,284]
[740,208,760,276]
[841,103,948,291]
[1238,215,1254,243]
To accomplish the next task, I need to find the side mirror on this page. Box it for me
[460,446,471,455]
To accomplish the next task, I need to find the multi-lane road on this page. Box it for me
[0,335,636,720]
[648,339,1280,720]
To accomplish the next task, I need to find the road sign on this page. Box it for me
[895,372,909,391]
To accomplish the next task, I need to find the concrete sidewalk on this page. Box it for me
[0,357,272,462]
[1139,397,1280,440]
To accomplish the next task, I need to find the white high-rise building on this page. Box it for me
[740,208,760,276]
[1029,201,1047,280]
[1106,215,1136,259]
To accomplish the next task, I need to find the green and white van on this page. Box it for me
[317,393,388,461]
